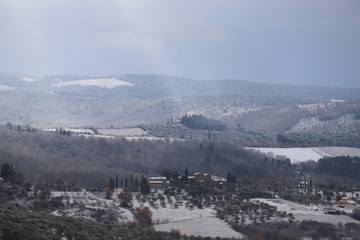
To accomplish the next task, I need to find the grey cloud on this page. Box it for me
[0,0,359,87]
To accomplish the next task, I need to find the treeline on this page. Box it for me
[181,114,227,131]
[315,156,360,179]
[277,133,360,148]
[297,156,360,188]
[316,102,360,121]
[0,127,295,187]
[232,157,293,182]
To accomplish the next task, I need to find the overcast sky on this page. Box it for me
[1,0,359,87]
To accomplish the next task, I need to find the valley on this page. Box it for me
[1,73,360,240]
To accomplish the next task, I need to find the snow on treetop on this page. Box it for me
[52,78,134,89]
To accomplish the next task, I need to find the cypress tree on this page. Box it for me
[185,168,189,177]
[140,176,150,194]
[109,177,115,190]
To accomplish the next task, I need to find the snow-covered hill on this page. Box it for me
[286,114,360,135]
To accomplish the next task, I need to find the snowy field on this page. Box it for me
[317,147,360,158]
[251,198,360,225]
[0,84,16,91]
[52,78,134,89]
[132,196,244,239]
[51,190,133,223]
[98,128,147,136]
[247,147,323,163]
[155,218,244,239]
[247,147,360,163]
[50,189,244,239]
[80,134,116,139]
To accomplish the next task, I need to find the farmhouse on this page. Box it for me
[148,172,228,189]
[296,181,311,189]
[211,175,227,185]
[339,197,357,207]
[148,176,169,189]
[194,172,211,184]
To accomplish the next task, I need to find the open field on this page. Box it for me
[247,147,323,163]
[155,217,244,239]
[252,198,360,225]
[317,147,360,158]
[51,190,134,223]
[51,189,245,239]
[132,194,245,239]
[247,147,360,163]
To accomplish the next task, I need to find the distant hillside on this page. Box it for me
[0,73,360,147]
[2,73,360,101]
[0,127,295,187]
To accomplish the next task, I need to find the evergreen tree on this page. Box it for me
[226,171,236,183]
[115,174,118,189]
[140,176,150,194]
[1,163,16,181]
[181,114,227,131]
[134,178,140,192]
[109,177,115,190]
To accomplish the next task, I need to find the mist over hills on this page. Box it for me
[2,73,360,100]
[0,73,359,146]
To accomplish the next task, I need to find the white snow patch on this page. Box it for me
[247,147,323,163]
[248,147,360,163]
[132,196,244,239]
[0,84,16,91]
[331,99,347,103]
[80,134,116,139]
[51,190,134,223]
[155,217,245,239]
[316,147,360,158]
[252,198,360,225]
[21,77,38,82]
[298,103,328,110]
[52,78,134,89]
[42,128,94,134]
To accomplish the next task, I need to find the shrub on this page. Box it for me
[170,228,181,238]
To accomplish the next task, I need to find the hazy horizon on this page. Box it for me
[1,0,359,88]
